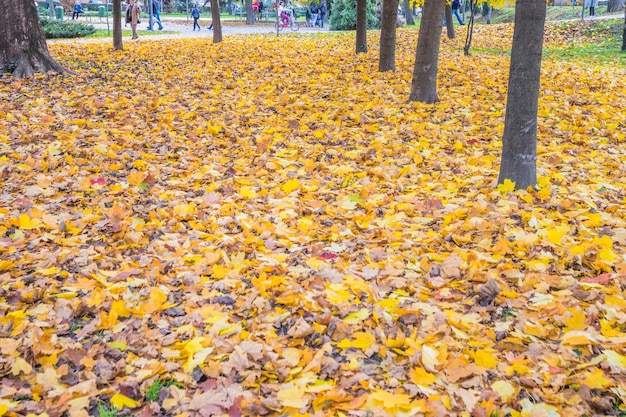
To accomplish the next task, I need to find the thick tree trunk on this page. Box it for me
[0,0,68,78]
[404,0,415,24]
[408,0,444,103]
[356,0,368,53]
[497,0,546,189]
[379,0,399,71]
[113,0,123,51]
[211,0,223,42]
[608,0,625,12]
[445,5,455,38]
[245,0,254,24]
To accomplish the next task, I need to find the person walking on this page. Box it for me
[148,0,163,30]
[191,4,201,30]
[310,2,319,27]
[72,0,83,19]
[319,3,326,27]
[258,0,264,20]
[451,0,464,25]
[589,0,597,16]
[126,0,142,39]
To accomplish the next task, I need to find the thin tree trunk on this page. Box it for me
[463,0,475,55]
[497,0,546,189]
[113,0,123,50]
[404,0,415,24]
[408,0,444,103]
[445,4,455,38]
[356,0,368,53]
[211,0,223,42]
[0,0,68,78]
[622,7,625,51]
[379,0,399,71]
[245,0,254,24]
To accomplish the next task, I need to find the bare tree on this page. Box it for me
[113,0,123,51]
[0,0,68,78]
[379,0,399,71]
[497,0,546,189]
[356,0,368,53]
[210,0,223,42]
[408,0,445,103]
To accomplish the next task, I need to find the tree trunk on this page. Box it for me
[356,0,368,53]
[408,0,444,103]
[607,0,624,12]
[0,0,68,78]
[210,0,223,42]
[497,0,546,190]
[404,0,415,24]
[379,0,399,71]
[245,0,254,24]
[622,7,625,51]
[113,0,123,51]
[445,4,455,38]
[486,5,492,23]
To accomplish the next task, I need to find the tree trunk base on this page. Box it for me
[8,50,69,79]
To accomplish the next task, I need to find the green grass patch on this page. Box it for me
[546,18,625,63]
[88,29,179,38]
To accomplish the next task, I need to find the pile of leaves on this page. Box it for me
[0,21,625,417]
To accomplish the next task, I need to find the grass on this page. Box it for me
[88,29,178,38]
[97,404,118,417]
[545,18,626,63]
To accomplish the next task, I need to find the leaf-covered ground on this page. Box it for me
[1,22,626,417]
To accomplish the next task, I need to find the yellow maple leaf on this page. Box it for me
[110,393,141,409]
[582,367,612,389]
[409,367,436,386]
[491,380,516,399]
[277,385,308,409]
[497,179,516,193]
[281,178,300,194]
[19,213,42,230]
[563,309,586,332]
[127,171,145,186]
[239,186,257,199]
[474,349,497,369]
[545,224,569,245]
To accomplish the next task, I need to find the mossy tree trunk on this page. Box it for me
[0,0,68,78]
[497,0,546,189]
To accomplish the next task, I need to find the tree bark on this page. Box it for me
[445,4,455,38]
[113,0,123,51]
[379,0,399,71]
[408,0,444,103]
[356,0,368,53]
[245,0,254,24]
[497,0,546,190]
[403,0,415,24]
[210,0,223,42]
[0,0,68,78]
[622,7,625,51]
